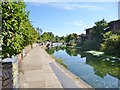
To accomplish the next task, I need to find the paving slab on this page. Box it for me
[27,81,45,88]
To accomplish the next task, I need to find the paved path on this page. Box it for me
[19,46,62,88]
[50,62,80,88]
[19,46,92,88]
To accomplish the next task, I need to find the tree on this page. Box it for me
[0,2,1,29]
[41,32,54,42]
[65,33,77,43]
[2,1,26,58]
[2,1,40,58]
[77,19,108,50]
[37,28,42,35]
[101,31,120,57]
[92,19,108,40]
[54,35,60,42]
[60,36,65,43]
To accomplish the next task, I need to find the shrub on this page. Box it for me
[101,31,120,57]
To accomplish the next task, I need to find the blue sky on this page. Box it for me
[25,2,118,36]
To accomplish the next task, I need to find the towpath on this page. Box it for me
[19,46,93,89]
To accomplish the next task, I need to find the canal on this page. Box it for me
[46,46,120,88]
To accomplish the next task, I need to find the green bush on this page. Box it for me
[101,31,120,57]
[78,39,102,51]
[2,1,39,59]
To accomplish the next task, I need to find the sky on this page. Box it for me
[25,1,118,36]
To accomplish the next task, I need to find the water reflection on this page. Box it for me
[46,46,65,55]
[46,46,120,88]
[85,53,120,79]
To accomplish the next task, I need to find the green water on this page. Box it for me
[46,46,120,88]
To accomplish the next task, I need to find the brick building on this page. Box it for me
[76,34,87,43]
[108,19,120,34]
[76,19,120,43]
[85,27,93,40]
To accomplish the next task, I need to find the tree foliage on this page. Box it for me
[2,1,39,58]
[40,32,54,42]
[92,19,108,40]
[79,19,108,50]
[36,28,42,35]
[0,1,2,44]
[65,33,77,43]
[101,31,120,57]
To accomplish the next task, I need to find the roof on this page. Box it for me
[108,19,120,24]
[85,27,94,31]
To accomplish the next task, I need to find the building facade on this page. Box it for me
[84,19,120,41]
[85,27,93,40]
[108,19,120,34]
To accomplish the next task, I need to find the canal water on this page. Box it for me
[46,46,120,88]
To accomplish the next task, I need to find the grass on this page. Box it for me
[52,56,67,68]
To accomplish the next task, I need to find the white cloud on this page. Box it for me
[28,2,106,10]
[24,0,119,2]
[72,20,94,30]
[43,3,75,10]
[71,4,105,10]
[73,20,83,26]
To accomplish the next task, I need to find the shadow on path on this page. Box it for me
[50,62,80,88]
